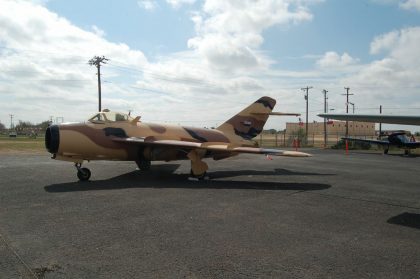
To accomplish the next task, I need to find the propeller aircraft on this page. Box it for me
[343,132,420,155]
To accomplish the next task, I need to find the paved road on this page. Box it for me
[0,149,419,278]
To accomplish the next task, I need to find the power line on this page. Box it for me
[0,79,92,82]
[0,45,89,61]
[107,62,231,91]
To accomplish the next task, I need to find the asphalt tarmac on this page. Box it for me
[0,149,419,278]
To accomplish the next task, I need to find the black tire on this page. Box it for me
[136,160,151,171]
[384,149,389,154]
[190,169,206,180]
[404,149,410,156]
[77,167,91,181]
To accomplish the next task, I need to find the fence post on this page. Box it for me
[284,132,286,147]
[275,133,278,147]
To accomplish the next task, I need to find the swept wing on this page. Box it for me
[318,114,420,126]
[342,137,420,148]
[342,137,390,146]
[112,137,311,157]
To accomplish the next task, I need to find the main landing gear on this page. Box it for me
[136,160,151,171]
[75,163,91,181]
[188,150,208,180]
[190,169,207,180]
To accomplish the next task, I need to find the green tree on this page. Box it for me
[35,121,51,130]
[15,120,33,130]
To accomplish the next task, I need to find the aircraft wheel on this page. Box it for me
[77,167,91,181]
[136,160,151,171]
[190,169,206,180]
[384,149,389,154]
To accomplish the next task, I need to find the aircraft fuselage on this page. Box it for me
[46,121,250,163]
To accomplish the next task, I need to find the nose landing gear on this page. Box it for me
[75,163,91,181]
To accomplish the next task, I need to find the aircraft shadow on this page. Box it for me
[350,151,420,158]
[387,212,420,230]
[44,164,331,193]
[208,168,335,179]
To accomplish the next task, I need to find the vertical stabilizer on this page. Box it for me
[216,96,276,140]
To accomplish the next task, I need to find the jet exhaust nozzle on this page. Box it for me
[45,125,60,154]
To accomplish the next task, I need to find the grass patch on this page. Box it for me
[0,136,45,153]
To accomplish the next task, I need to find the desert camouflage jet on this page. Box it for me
[45,96,310,181]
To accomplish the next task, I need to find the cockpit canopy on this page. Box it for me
[88,110,134,123]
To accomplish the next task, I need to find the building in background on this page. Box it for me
[286,121,375,137]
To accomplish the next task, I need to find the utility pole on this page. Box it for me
[342,87,354,137]
[379,105,382,139]
[89,56,109,112]
[301,86,313,141]
[322,89,328,148]
[9,114,14,129]
[349,102,355,114]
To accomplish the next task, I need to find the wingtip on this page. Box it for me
[282,151,312,157]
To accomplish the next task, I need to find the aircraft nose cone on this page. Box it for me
[45,125,60,153]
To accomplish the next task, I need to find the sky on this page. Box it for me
[1,0,420,132]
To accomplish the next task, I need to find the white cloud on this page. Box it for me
[187,0,317,72]
[0,0,148,123]
[350,27,420,86]
[166,0,196,9]
[400,0,420,11]
[137,0,158,11]
[26,0,50,5]
[2,0,420,132]
[371,0,420,12]
[370,30,399,54]
[326,26,420,122]
[91,25,105,37]
[370,0,399,5]
[316,51,359,69]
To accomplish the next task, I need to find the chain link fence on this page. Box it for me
[255,132,419,148]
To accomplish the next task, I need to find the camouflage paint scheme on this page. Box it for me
[45,96,310,177]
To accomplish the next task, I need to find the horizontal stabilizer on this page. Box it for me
[252,112,301,116]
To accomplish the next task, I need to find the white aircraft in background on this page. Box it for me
[318,114,420,126]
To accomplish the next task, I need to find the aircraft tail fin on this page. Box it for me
[216,96,276,140]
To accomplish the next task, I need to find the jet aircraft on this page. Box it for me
[45,96,311,181]
[343,132,420,155]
